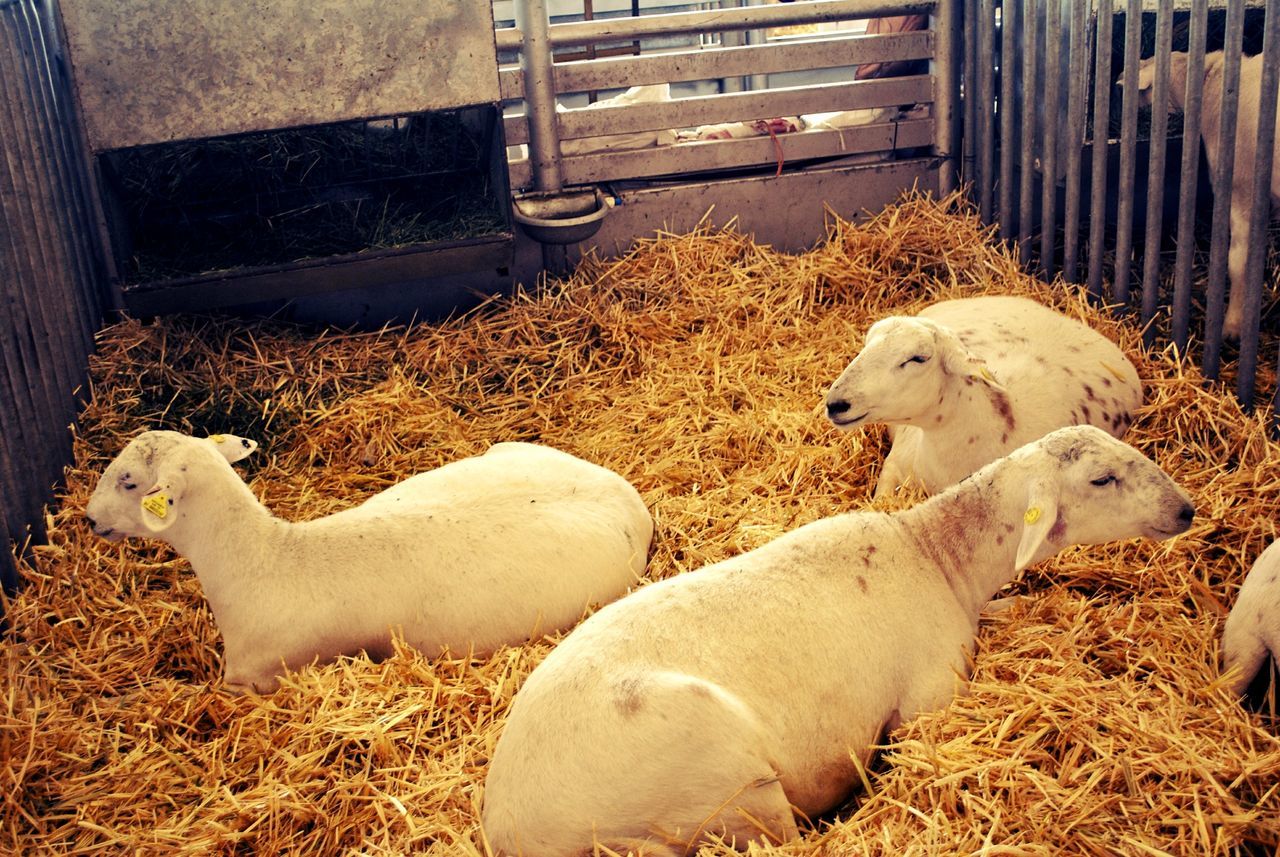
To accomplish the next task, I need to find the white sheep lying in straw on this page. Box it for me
[85,430,653,693]
[481,426,1194,856]
[1135,51,1277,341]
[1222,537,1280,696]
[825,295,1142,498]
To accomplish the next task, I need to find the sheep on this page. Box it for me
[824,295,1142,498]
[480,425,1195,856]
[84,430,653,694]
[1221,537,1280,697]
[1134,50,1278,340]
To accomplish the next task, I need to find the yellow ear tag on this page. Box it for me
[142,492,170,519]
[979,366,995,382]
[209,434,226,444]
[1023,506,1042,525]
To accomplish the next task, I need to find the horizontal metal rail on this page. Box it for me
[500,30,934,99]
[507,117,933,187]
[505,76,930,145]
[496,0,938,51]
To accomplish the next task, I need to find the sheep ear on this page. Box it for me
[1014,480,1059,572]
[206,434,258,463]
[140,465,187,534]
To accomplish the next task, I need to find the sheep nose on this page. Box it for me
[86,516,97,530]
[826,399,851,419]
[1177,503,1195,525]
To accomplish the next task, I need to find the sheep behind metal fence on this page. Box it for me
[964,0,1280,423]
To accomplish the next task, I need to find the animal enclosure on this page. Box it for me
[2,195,1278,854]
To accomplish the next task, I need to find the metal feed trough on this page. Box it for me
[55,0,516,316]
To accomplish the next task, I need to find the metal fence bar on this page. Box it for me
[1140,0,1174,345]
[1017,0,1038,264]
[1039,0,1061,276]
[998,0,1016,240]
[1171,0,1208,351]
[515,0,564,194]
[1237,0,1280,407]
[1111,0,1143,309]
[495,0,940,50]
[1087,0,1114,301]
[1203,0,1245,379]
[934,0,963,195]
[963,0,978,186]
[977,0,995,223]
[1062,0,1087,283]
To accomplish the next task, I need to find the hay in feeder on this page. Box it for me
[2,191,1278,856]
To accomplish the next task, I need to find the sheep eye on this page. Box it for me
[123,482,137,491]
[899,355,929,368]
[119,473,137,491]
[1090,474,1117,487]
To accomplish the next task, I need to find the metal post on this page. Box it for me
[933,0,962,195]
[1111,0,1142,309]
[515,0,564,194]
[1088,0,1114,302]
[1062,0,1087,282]
[1202,0,1245,379]
[1017,0,1038,264]
[998,0,1017,239]
[1237,0,1280,407]
[963,0,979,186]
[1171,0,1208,351]
[1040,0,1061,277]
[1140,0,1174,345]
[977,0,996,223]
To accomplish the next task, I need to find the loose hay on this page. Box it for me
[2,191,1278,856]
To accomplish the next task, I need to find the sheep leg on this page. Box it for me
[1223,202,1251,341]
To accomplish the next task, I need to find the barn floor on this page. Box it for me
[2,192,1278,855]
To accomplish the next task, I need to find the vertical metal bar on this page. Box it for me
[1111,0,1143,309]
[1017,0,1038,264]
[1140,0,1174,345]
[1088,0,1114,301]
[963,0,979,186]
[998,0,1017,239]
[515,0,564,193]
[978,0,996,223]
[1202,0,1245,379]
[1236,0,1280,407]
[933,0,963,195]
[1172,0,1208,351]
[1062,0,1087,282]
[1040,0,1060,276]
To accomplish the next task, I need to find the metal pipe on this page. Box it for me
[1087,0,1114,302]
[963,0,979,186]
[1111,0,1142,309]
[496,0,939,51]
[933,0,962,195]
[977,0,995,223]
[1202,0,1245,379]
[514,0,564,194]
[1171,0,1208,350]
[1017,0,1037,265]
[998,0,1017,240]
[1040,0,1060,277]
[1140,0,1174,345]
[1062,0,1087,282]
[1236,0,1280,407]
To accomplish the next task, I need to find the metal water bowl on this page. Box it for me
[512,187,610,245]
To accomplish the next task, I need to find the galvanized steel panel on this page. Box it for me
[58,0,501,152]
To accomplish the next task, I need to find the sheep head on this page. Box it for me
[1010,425,1194,571]
[86,430,258,541]
[825,316,995,430]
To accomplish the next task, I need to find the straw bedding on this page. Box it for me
[2,191,1278,856]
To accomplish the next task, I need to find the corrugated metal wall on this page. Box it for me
[963,0,1280,423]
[0,0,107,599]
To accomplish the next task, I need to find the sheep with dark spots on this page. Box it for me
[1222,538,1280,696]
[825,295,1142,497]
[481,427,1194,856]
